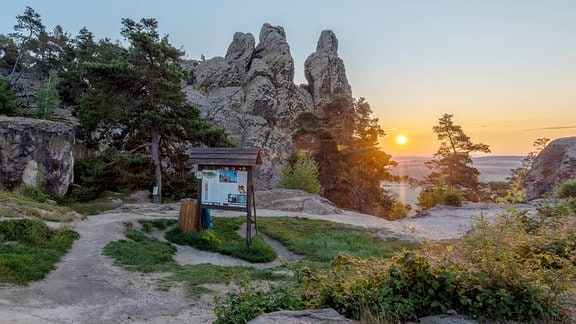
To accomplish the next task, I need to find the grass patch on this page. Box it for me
[165,217,277,263]
[258,217,416,262]
[105,222,286,296]
[0,190,79,222]
[65,191,128,216]
[165,264,288,296]
[0,219,79,284]
[139,218,178,233]
[103,223,177,272]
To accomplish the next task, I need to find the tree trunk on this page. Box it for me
[151,122,162,203]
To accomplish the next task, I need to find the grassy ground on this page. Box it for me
[0,190,80,222]
[104,217,416,297]
[104,222,286,295]
[165,217,277,263]
[258,217,417,261]
[0,219,79,284]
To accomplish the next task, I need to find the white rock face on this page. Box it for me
[184,25,352,189]
[523,136,576,199]
[0,116,75,196]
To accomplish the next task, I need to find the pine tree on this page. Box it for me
[424,113,491,200]
[78,18,230,203]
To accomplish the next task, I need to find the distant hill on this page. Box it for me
[391,156,523,182]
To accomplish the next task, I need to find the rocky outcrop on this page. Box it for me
[256,189,342,215]
[523,137,576,199]
[0,116,74,196]
[249,308,354,324]
[304,30,352,112]
[184,24,352,189]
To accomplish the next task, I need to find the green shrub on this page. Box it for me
[417,185,463,209]
[21,186,51,203]
[389,202,411,220]
[556,178,576,198]
[0,76,19,116]
[214,283,305,323]
[68,148,154,202]
[278,152,321,194]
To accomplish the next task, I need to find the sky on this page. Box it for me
[1,0,575,156]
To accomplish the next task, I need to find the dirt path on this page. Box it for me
[0,202,536,323]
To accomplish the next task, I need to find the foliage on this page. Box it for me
[293,97,398,218]
[76,18,231,203]
[165,217,277,263]
[0,76,19,116]
[67,148,154,202]
[417,184,463,209]
[139,218,178,233]
[166,264,286,296]
[423,114,490,201]
[508,138,550,186]
[0,219,79,284]
[34,69,59,119]
[388,202,411,221]
[214,282,305,324]
[103,222,177,272]
[219,207,575,322]
[278,151,322,194]
[258,217,415,262]
[555,178,576,198]
[161,173,198,203]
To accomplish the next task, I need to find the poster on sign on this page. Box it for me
[200,168,248,208]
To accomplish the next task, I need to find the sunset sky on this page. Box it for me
[1,1,574,156]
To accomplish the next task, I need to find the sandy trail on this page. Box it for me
[0,202,535,323]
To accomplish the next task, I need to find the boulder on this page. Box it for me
[523,137,576,199]
[0,116,75,196]
[255,189,342,215]
[249,308,354,324]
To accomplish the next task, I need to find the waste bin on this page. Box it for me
[179,198,197,234]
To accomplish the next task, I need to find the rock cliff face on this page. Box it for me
[523,137,576,199]
[184,24,352,189]
[0,116,75,196]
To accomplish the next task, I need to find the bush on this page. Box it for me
[214,283,305,323]
[388,202,411,220]
[556,178,576,198]
[278,152,321,194]
[0,76,19,116]
[68,148,154,202]
[417,185,463,209]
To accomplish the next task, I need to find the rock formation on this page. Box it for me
[304,30,352,112]
[0,116,75,196]
[184,24,352,189]
[523,137,576,199]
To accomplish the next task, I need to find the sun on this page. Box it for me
[396,135,408,145]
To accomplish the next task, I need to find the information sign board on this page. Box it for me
[199,166,248,208]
